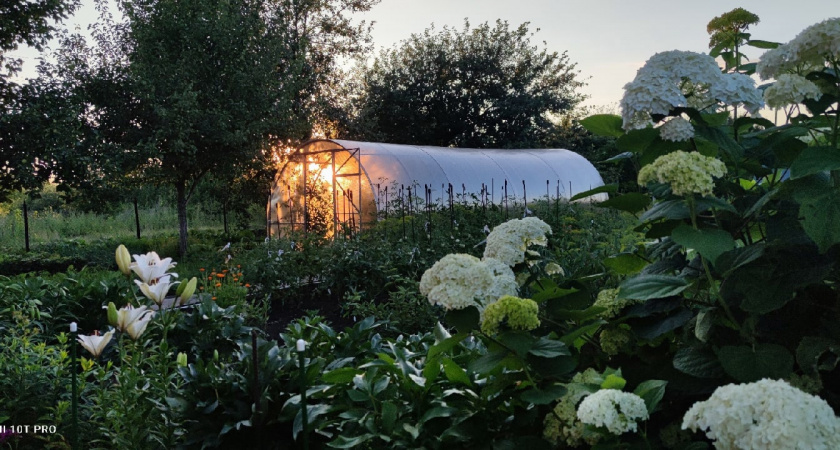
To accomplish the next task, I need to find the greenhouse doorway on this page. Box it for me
[269,145,369,238]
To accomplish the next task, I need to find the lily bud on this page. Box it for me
[213,349,219,362]
[176,352,188,367]
[177,277,198,305]
[107,302,119,327]
[115,245,131,276]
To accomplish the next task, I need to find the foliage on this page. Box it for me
[575,15,840,448]
[346,20,584,148]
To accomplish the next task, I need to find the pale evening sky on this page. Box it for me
[10,0,839,108]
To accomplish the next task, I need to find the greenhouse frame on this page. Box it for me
[267,139,607,237]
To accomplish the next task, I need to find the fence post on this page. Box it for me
[134,198,141,239]
[23,200,30,252]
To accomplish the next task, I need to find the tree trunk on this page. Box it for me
[177,180,189,258]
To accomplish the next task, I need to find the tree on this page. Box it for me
[0,0,80,200]
[346,20,584,148]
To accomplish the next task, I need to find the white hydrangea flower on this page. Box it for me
[621,50,764,129]
[658,116,695,142]
[757,18,840,80]
[637,151,727,197]
[577,389,649,435]
[481,257,518,305]
[710,72,763,116]
[419,254,494,310]
[484,217,552,267]
[764,73,823,109]
[419,254,517,311]
[682,379,840,450]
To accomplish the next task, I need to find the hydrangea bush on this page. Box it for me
[577,12,840,450]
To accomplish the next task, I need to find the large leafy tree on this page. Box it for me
[347,20,584,148]
[0,0,80,200]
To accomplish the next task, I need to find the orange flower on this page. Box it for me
[237,264,241,269]
[215,283,221,288]
[216,273,226,278]
[199,268,205,272]
[211,297,217,300]
[199,286,204,290]
[245,284,251,288]
[233,278,238,282]
[207,277,212,281]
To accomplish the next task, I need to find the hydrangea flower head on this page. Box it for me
[577,389,649,435]
[658,116,695,142]
[420,253,494,310]
[637,151,727,197]
[484,217,552,267]
[594,288,640,318]
[621,50,763,129]
[682,379,840,450]
[480,295,540,335]
[764,73,823,109]
[757,18,840,80]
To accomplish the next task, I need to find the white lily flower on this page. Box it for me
[125,311,154,340]
[114,305,154,334]
[77,330,114,358]
[130,251,177,284]
[135,277,172,305]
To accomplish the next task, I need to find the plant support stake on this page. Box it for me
[70,322,78,450]
[297,339,309,450]
[23,201,30,252]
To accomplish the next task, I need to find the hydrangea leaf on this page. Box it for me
[603,252,649,275]
[442,358,471,386]
[579,114,625,137]
[717,344,794,382]
[444,306,480,334]
[569,183,617,202]
[673,346,726,379]
[789,146,840,180]
[618,274,689,301]
[633,380,668,413]
[598,192,651,214]
[671,224,735,267]
[519,384,567,405]
[796,336,840,375]
[798,188,840,253]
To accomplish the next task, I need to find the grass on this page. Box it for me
[0,202,263,252]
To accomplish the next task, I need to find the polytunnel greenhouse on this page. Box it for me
[267,139,607,237]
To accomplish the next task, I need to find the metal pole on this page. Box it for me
[134,198,141,239]
[23,200,30,252]
[297,339,309,450]
[70,322,78,450]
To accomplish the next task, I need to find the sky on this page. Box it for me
[9,0,840,108]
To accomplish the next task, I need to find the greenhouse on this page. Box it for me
[267,139,607,236]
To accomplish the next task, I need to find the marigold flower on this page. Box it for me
[215,283,221,288]
[199,268,205,272]
[216,273,226,278]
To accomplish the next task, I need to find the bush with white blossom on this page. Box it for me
[682,379,840,450]
[577,389,649,435]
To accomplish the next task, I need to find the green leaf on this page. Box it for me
[746,39,779,49]
[442,358,471,386]
[548,305,607,322]
[422,359,441,387]
[580,114,625,137]
[601,374,626,390]
[570,183,618,201]
[419,406,458,424]
[468,349,508,374]
[790,146,840,179]
[618,274,689,301]
[428,333,468,360]
[634,380,667,413]
[529,336,570,358]
[617,127,658,153]
[381,401,398,433]
[602,151,634,163]
[631,308,693,340]
[715,244,765,276]
[694,125,744,161]
[603,252,648,275]
[560,321,605,346]
[673,346,725,379]
[700,111,731,127]
[598,192,651,214]
[694,197,737,214]
[322,367,361,384]
[444,306,480,333]
[718,344,794,382]
[519,384,567,405]
[671,225,735,267]
[800,189,840,253]
[796,337,840,375]
[328,434,376,448]
[640,200,690,222]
